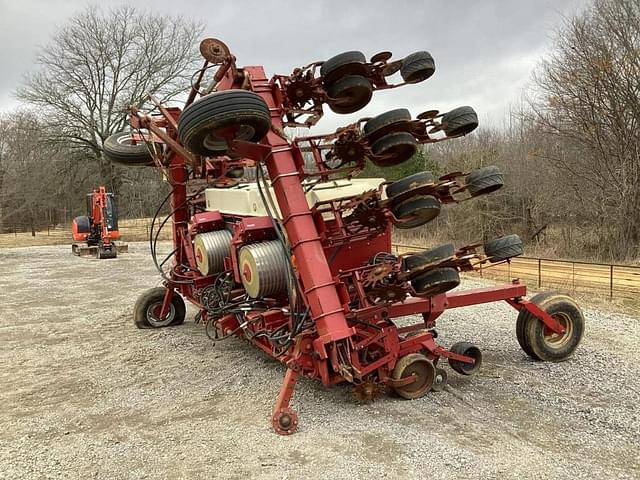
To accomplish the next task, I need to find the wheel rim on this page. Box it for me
[146,301,176,327]
[203,124,256,151]
[543,312,574,348]
[117,134,137,146]
[395,356,435,398]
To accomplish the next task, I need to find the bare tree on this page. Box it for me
[528,0,640,260]
[17,5,204,193]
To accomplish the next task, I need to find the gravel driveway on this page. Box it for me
[1,243,638,479]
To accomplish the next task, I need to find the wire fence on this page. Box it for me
[392,243,640,301]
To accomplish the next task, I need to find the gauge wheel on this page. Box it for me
[386,171,435,199]
[370,131,418,167]
[404,243,456,272]
[392,353,436,399]
[411,267,460,297]
[363,108,412,141]
[326,75,373,114]
[392,195,441,229]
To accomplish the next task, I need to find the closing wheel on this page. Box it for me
[465,165,504,196]
[521,292,585,361]
[363,108,412,141]
[326,75,373,114]
[392,195,441,229]
[431,368,448,392]
[411,267,460,297]
[392,353,436,400]
[133,287,186,329]
[441,106,479,136]
[449,342,482,375]
[177,90,271,156]
[103,131,156,166]
[272,407,299,435]
[484,234,524,262]
[370,131,417,167]
[320,51,367,82]
[405,243,455,271]
[400,51,436,83]
[386,171,435,199]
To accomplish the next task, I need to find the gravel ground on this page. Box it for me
[1,242,639,480]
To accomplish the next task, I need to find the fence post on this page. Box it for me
[538,258,541,288]
[610,265,613,300]
[572,262,575,293]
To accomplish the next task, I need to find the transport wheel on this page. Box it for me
[516,309,538,360]
[363,108,412,141]
[411,267,460,297]
[133,287,186,329]
[392,195,441,229]
[178,89,271,156]
[326,75,373,114]
[385,171,435,199]
[465,165,504,196]
[404,243,455,271]
[484,234,524,262]
[320,51,367,82]
[521,292,585,361]
[103,131,156,166]
[441,106,479,136]
[392,353,436,400]
[448,342,483,375]
[400,51,436,83]
[431,368,448,392]
[370,131,417,166]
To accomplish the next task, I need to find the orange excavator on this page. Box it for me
[71,186,128,259]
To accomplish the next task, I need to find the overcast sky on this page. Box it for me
[0,0,589,132]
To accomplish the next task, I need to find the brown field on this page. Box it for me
[0,218,172,248]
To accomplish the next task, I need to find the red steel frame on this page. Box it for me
[130,56,567,435]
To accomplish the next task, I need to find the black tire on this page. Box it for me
[392,195,441,229]
[400,51,436,84]
[405,243,455,271]
[466,165,504,196]
[178,90,271,156]
[484,234,523,262]
[521,292,585,362]
[449,342,482,375]
[133,287,186,329]
[103,131,155,166]
[363,108,412,140]
[386,171,435,199]
[411,267,460,297]
[516,307,540,360]
[370,131,417,167]
[441,106,478,136]
[326,75,373,114]
[73,216,91,234]
[320,51,367,82]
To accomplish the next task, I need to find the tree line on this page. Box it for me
[0,0,638,262]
